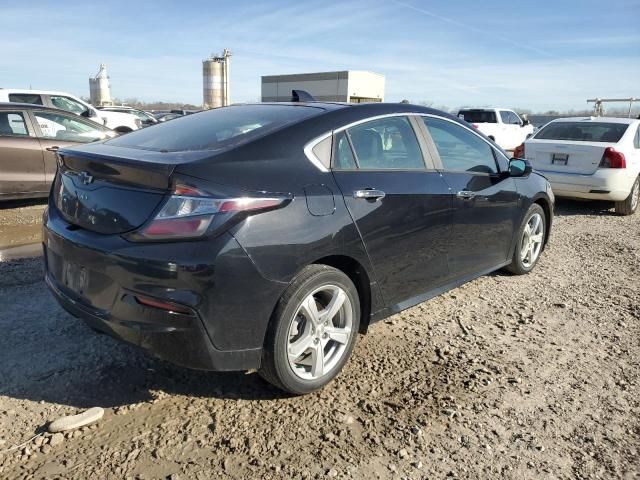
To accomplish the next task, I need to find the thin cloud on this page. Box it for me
[389,0,586,67]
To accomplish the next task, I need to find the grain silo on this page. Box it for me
[203,49,231,109]
[89,64,111,106]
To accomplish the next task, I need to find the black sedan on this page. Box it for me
[43,99,553,394]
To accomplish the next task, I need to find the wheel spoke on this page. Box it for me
[325,326,351,345]
[300,295,321,326]
[531,233,543,244]
[288,333,314,360]
[321,288,346,323]
[531,214,541,233]
[310,344,324,377]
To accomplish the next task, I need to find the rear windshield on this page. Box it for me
[534,122,629,142]
[106,104,321,152]
[458,110,497,123]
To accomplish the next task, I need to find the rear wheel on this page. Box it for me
[259,265,360,395]
[505,204,546,275]
[614,176,639,216]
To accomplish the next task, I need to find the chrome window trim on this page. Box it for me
[303,112,509,172]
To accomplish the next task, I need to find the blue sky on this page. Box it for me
[1,0,639,111]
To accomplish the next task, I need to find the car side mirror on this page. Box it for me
[81,110,90,118]
[509,158,532,177]
[522,119,530,126]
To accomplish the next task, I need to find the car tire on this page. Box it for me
[505,203,546,275]
[259,265,360,395]
[614,176,639,216]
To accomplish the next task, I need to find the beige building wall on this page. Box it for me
[261,71,384,103]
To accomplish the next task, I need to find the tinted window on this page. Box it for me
[534,122,629,142]
[423,117,498,174]
[50,96,88,115]
[635,126,640,149]
[458,110,497,123]
[107,105,320,152]
[0,112,29,136]
[346,116,424,169]
[34,111,108,143]
[8,93,43,105]
[334,131,357,169]
[500,111,510,123]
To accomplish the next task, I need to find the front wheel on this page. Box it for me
[614,176,639,216]
[259,265,360,395]
[505,204,546,275]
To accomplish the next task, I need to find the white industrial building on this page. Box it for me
[261,70,385,103]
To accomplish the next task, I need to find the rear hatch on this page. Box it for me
[53,145,211,234]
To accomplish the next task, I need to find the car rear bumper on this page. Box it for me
[539,169,635,202]
[43,205,285,371]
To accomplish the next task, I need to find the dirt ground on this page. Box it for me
[0,199,638,480]
[0,200,47,260]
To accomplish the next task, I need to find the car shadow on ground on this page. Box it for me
[0,198,47,211]
[553,198,617,217]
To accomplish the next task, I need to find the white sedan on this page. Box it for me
[515,117,640,215]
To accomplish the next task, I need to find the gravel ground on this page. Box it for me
[0,200,47,251]
[0,199,638,479]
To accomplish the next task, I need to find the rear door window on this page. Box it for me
[343,116,425,170]
[0,112,30,136]
[8,93,43,105]
[534,122,629,142]
[423,117,498,174]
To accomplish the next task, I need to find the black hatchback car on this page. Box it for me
[44,100,553,394]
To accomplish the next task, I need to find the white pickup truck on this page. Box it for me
[0,89,141,133]
[457,108,534,151]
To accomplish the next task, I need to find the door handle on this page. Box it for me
[45,146,59,152]
[456,190,476,199]
[353,189,386,201]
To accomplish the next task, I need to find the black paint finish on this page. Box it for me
[44,102,554,372]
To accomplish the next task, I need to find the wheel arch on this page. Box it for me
[311,255,373,334]
[113,126,133,133]
[532,195,552,249]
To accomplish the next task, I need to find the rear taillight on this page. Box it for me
[599,147,626,169]
[129,183,291,241]
[513,142,525,158]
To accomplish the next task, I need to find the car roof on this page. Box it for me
[0,102,65,111]
[547,116,638,125]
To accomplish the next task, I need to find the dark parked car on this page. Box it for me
[0,103,115,200]
[44,100,553,394]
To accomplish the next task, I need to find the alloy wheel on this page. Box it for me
[287,285,353,380]
[631,179,639,212]
[520,212,544,268]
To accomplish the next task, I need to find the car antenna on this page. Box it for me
[291,90,315,102]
